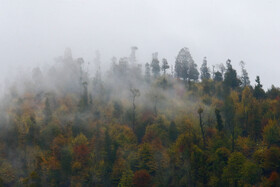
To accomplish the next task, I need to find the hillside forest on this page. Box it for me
[0,47,280,187]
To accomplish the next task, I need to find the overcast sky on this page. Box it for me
[0,0,280,89]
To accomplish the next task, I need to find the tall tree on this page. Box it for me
[137,144,156,174]
[169,121,178,142]
[153,95,158,117]
[214,71,223,82]
[189,61,199,82]
[161,58,170,76]
[130,88,140,131]
[253,76,266,99]
[151,53,160,78]
[198,107,206,149]
[224,96,236,152]
[222,152,246,186]
[79,81,88,111]
[119,169,134,187]
[145,63,151,83]
[218,63,226,77]
[240,61,250,87]
[215,109,223,132]
[200,57,211,80]
[175,47,191,81]
[224,59,241,90]
[174,50,183,79]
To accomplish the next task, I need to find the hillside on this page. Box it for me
[0,48,279,186]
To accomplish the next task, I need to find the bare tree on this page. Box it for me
[198,107,206,149]
[130,88,140,131]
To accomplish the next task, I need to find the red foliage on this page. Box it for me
[133,170,152,187]
[268,171,279,182]
[141,110,155,124]
[205,127,217,139]
[73,144,90,162]
[179,145,185,153]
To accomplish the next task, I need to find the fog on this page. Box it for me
[1,0,280,89]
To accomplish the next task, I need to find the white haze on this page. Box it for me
[0,0,280,89]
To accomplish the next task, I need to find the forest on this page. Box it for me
[0,47,279,187]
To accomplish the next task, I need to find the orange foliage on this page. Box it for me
[51,135,68,159]
[43,156,60,170]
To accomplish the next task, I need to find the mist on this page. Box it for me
[1,0,280,89]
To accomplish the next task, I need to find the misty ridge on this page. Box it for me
[2,46,212,131]
[2,46,256,100]
[1,46,252,130]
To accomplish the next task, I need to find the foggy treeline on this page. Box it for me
[0,46,279,186]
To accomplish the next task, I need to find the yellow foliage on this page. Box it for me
[72,161,82,170]
[0,160,15,184]
[73,133,88,146]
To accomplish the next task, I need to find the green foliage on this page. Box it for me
[240,61,250,87]
[200,57,211,80]
[224,95,236,151]
[161,58,169,75]
[215,109,223,132]
[137,143,156,174]
[113,101,123,118]
[264,146,280,173]
[38,122,61,149]
[60,146,72,175]
[118,169,134,187]
[240,160,261,185]
[168,121,178,142]
[222,152,246,186]
[263,120,280,146]
[189,61,199,82]
[145,63,151,83]
[213,147,231,174]
[254,76,266,99]
[151,53,160,78]
[267,85,280,99]
[214,71,223,82]
[223,60,241,90]
[190,145,207,185]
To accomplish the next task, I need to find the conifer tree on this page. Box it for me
[200,57,211,80]
[151,53,160,78]
[161,58,170,76]
[145,63,151,83]
[224,59,241,91]
[240,61,250,87]
[253,76,266,99]
[215,109,223,132]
